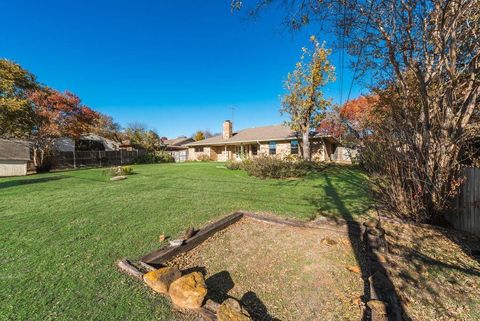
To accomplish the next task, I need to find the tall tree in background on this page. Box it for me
[235,0,479,222]
[281,36,335,160]
[124,123,163,151]
[29,88,98,171]
[193,130,206,141]
[0,59,38,137]
[319,96,377,142]
[91,113,122,141]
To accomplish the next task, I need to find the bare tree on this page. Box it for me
[234,0,480,221]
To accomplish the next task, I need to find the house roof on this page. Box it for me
[0,139,30,161]
[164,136,194,146]
[186,124,333,146]
[81,134,121,149]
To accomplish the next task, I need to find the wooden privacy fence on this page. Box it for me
[446,167,480,236]
[50,150,146,170]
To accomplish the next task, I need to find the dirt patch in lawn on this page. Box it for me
[383,220,480,321]
[167,217,367,321]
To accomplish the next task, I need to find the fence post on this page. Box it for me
[120,150,123,165]
[73,151,76,169]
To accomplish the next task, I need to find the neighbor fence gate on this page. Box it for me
[50,150,146,170]
[446,167,480,236]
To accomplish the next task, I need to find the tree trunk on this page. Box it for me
[33,148,38,167]
[302,128,310,161]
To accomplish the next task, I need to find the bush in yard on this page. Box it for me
[121,166,134,175]
[241,156,326,179]
[154,151,175,163]
[135,151,174,164]
[225,160,243,170]
[197,154,211,162]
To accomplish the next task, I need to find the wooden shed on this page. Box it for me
[0,139,31,177]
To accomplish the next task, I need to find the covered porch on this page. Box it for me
[211,144,259,161]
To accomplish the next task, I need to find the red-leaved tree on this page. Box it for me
[29,88,98,171]
[319,96,377,143]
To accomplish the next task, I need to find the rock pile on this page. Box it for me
[143,267,181,294]
[169,272,208,309]
[143,267,252,320]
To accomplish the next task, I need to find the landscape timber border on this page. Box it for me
[117,211,403,321]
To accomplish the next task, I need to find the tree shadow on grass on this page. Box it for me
[308,171,410,321]
[0,176,66,189]
[435,215,480,265]
[385,223,480,320]
[305,169,373,220]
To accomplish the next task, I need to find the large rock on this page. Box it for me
[217,298,251,321]
[110,175,126,181]
[143,267,181,294]
[169,272,207,309]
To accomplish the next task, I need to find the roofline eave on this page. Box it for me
[185,135,334,147]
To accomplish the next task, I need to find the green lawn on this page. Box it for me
[0,162,371,321]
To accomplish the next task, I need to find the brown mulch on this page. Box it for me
[167,218,367,321]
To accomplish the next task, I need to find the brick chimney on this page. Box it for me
[223,120,232,140]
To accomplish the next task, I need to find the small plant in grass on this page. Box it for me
[103,166,134,177]
[121,166,134,175]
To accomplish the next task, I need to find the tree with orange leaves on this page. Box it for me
[29,88,98,171]
[318,95,377,143]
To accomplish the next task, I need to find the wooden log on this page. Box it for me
[139,261,157,272]
[142,212,244,265]
[243,211,307,228]
[244,211,362,236]
[118,259,144,280]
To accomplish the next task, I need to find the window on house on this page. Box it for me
[291,140,299,154]
[235,145,242,155]
[194,146,204,153]
[251,145,258,156]
[269,141,277,155]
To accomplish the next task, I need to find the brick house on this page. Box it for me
[185,120,342,162]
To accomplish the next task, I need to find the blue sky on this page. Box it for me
[1,0,365,138]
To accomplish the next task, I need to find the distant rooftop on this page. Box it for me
[163,136,194,146]
[0,139,30,161]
